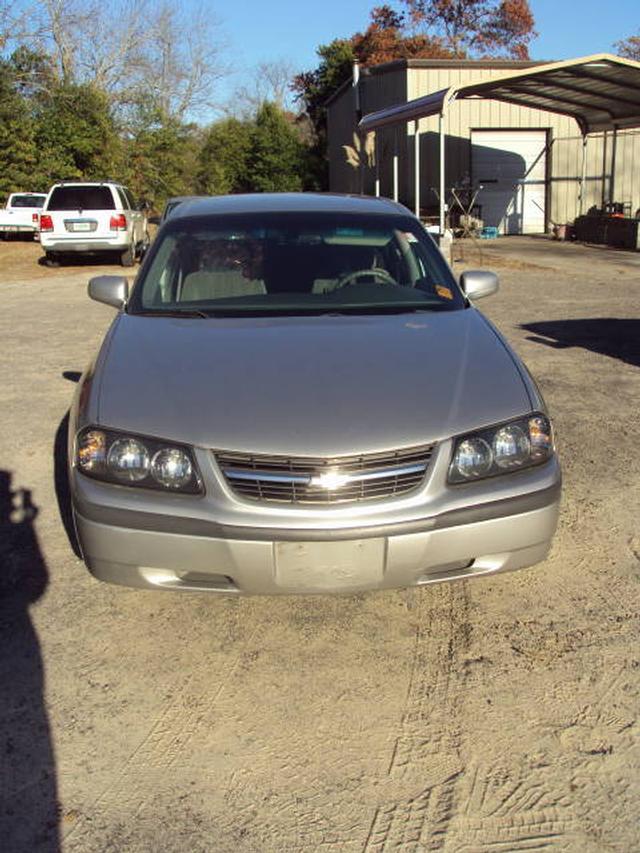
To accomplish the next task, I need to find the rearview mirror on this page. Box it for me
[88,275,128,309]
[460,270,499,300]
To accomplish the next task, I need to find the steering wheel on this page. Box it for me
[335,267,397,288]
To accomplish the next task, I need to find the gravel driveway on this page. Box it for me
[0,238,638,852]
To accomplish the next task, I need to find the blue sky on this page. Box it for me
[217,0,638,100]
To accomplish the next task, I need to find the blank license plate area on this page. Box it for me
[274,538,385,590]
[66,220,95,232]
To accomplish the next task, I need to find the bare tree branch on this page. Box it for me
[227,58,297,118]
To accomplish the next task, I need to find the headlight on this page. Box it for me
[76,427,203,494]
[449,413,554,484]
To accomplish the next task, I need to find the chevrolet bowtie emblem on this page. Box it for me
[309,470,351,490]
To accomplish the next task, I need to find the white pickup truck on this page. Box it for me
[0,192,47,238]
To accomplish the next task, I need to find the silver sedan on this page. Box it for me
[68,193,561,594]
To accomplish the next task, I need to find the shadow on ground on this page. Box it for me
[37,252,127,269]
[0,471,60,852]
[54,407,81,559]
[522,318,640,368]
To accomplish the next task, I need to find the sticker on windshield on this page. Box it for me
[436,284,453,300]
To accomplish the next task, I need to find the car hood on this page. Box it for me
[96,310,531,456]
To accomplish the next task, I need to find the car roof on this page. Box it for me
[171,193,410,219]
[165,196,204,205]
[49,182,122,188]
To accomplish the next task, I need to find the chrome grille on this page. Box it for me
[215,445,434,504]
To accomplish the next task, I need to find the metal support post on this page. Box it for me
[392,128,399,202]
[414,119,420,217]
[439,111,446,235]
[579,135,588,216]
[610,127,618,203]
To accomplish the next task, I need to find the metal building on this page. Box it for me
[326,57,640,234]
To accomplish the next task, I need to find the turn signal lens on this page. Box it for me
[529,415,554,460]
[77,429,107,473]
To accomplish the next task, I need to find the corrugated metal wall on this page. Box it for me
[327,63,640,229]
[327,68,407,197]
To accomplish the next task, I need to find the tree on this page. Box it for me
[34,83,122,181]
[615,32,640,61]
[0,55,39,198]
[25,0,228,122]
[121,102,201,208]
[351,4,451,66]
[293,7,454,186]
[230,59,297,119]
[246,102,305,193]
[293,38,355,137]
[197,117,254,195]
[401,0,536,59]
[130,1,228,122]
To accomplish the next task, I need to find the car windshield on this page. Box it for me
[130,212,464,316]
[11,194,46,208]
[47,186,115,211]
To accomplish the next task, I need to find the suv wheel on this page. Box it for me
[120,241,135,267]
[45,251,60,267]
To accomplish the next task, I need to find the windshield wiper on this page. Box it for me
[316,304,446,316]
[132,309,210,318]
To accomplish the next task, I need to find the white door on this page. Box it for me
[472,130,547,234]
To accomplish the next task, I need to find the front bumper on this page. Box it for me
[73,485,560,594]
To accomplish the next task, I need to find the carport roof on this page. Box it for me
[359,54,640,136]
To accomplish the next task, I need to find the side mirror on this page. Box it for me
[88,275,128,309]
[460,270,499,300]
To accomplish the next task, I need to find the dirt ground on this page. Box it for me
[0,235,638,852]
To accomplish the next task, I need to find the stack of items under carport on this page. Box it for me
[573,204,640,250]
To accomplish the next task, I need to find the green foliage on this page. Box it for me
[126,118,201,209]
[197,118,254,195]
[0,58,39,199]
[197,105,314,196]
[293,39,355,138]
[247,103,305,193]
[35,84,122,182]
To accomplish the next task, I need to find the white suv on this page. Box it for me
[39,182,149,267]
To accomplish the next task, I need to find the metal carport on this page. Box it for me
[358,53,640,234]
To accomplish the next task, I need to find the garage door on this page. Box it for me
[471,130,547,235]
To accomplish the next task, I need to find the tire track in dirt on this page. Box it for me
[63,619,264,850]
[363,583,470,852]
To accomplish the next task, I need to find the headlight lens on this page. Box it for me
[75,427,203,494]
[452,437,493,479]
[493,424,530,469]
[449,414,554,484]
[150,448,193,489]
[107,438,150,482]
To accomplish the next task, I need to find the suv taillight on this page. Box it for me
[110,214,127,231]
[39,214,53,232]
